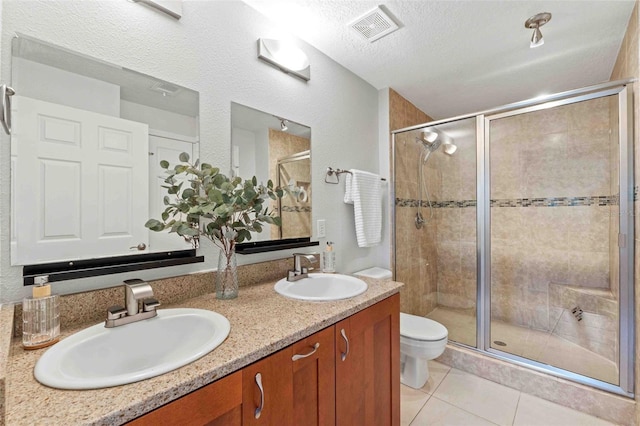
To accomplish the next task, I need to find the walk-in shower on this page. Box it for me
[392,80,634,396]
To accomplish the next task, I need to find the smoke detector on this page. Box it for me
[150,81,181,97]
[349,6,400,43]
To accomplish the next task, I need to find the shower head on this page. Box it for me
[439,135,457,155]
[443,142,457,155]
[417,131,442,152]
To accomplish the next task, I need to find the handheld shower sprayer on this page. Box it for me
[414,128,457,229]
[417,131,442,152]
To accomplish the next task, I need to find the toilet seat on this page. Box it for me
[400,313,448,342]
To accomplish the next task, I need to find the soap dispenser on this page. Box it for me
[22,275,60,350]
[322,241,336,273]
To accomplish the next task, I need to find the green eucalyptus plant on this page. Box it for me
[145,152,284,296]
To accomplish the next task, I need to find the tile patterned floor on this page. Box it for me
[402,361,619,426]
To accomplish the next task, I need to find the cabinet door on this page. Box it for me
[335,294,400,426]
[291,326,336,426]
[242,348,294,425]
[128,371,242,426]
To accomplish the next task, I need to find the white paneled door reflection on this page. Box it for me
[12,96,148,265]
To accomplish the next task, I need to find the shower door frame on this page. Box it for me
[391,79,635,397]
[480,84,634,397]
[275,150,311,239]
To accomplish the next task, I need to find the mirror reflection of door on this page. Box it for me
[12,96,149,264]
[10,35,200,266]
[230,102,312,243]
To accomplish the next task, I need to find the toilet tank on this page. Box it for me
[353,267,392,280]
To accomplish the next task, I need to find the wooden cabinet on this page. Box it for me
[128,371,242,426]
[242,346,294,425]
[242,326,335,426]
[335,294,400,426]
[291,326,335,426]
[129,294,398,426]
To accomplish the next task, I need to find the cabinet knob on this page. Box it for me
[340,328,350,361]
[129,243,147,251]
[254,372,264,419]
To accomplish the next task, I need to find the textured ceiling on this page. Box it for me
[243,0,635,120]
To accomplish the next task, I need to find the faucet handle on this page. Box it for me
[107,305,127,320]
[143,298,160,312]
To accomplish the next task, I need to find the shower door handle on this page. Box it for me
[0,85,15,135]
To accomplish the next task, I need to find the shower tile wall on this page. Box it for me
[432,134,476,313]
[389,89,437,316]
[489,99,618,361]
[268,129,311,239]
[609,0,639,418]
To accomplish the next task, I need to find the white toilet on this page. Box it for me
[399,312,448,389]
[353,267,449,389]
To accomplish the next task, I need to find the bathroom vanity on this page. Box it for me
[0,275,402,425]
[132,294,398,425]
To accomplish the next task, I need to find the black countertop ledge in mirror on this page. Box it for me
[22,250,204,286]
[236,237,319,254]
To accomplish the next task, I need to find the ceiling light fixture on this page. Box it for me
[258,38,310,81]
[525,12,551,48]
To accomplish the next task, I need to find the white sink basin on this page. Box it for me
[34,308,230,390]
[274,273,368,301]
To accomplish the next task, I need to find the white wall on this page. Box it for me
[376,88,391,271]
[121,100,197,138]
[13,57,120,116]
[0,1,380,303]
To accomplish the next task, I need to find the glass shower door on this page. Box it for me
[486,92,628,387]
[394,117,478,347]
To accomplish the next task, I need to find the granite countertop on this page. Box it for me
[1,276,402,425]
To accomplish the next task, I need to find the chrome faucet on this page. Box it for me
[105,279,160,328]
[287,253,318,282]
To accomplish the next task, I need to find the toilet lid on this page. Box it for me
[400,313,448,341]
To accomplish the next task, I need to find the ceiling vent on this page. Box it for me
[348,6,400,43]
[150,81,181,97]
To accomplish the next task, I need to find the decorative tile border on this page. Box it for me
[396,195,619,209]
[280,206,312,212]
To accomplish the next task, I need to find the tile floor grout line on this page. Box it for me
[511,392,522,426]
[429,364,451,396]
[429,394,501,426]
[408,393,432,426]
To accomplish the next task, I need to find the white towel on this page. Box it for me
[343,169,382,247]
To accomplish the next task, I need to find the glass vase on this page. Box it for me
[216,245,238,299]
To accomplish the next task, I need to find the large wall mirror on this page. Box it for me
[10,34,202,277]
[231,102,316,253]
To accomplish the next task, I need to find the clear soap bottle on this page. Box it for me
[322,241,336,273]
[23,275,60,350]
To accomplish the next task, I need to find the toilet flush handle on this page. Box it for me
[340,328,349,361]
